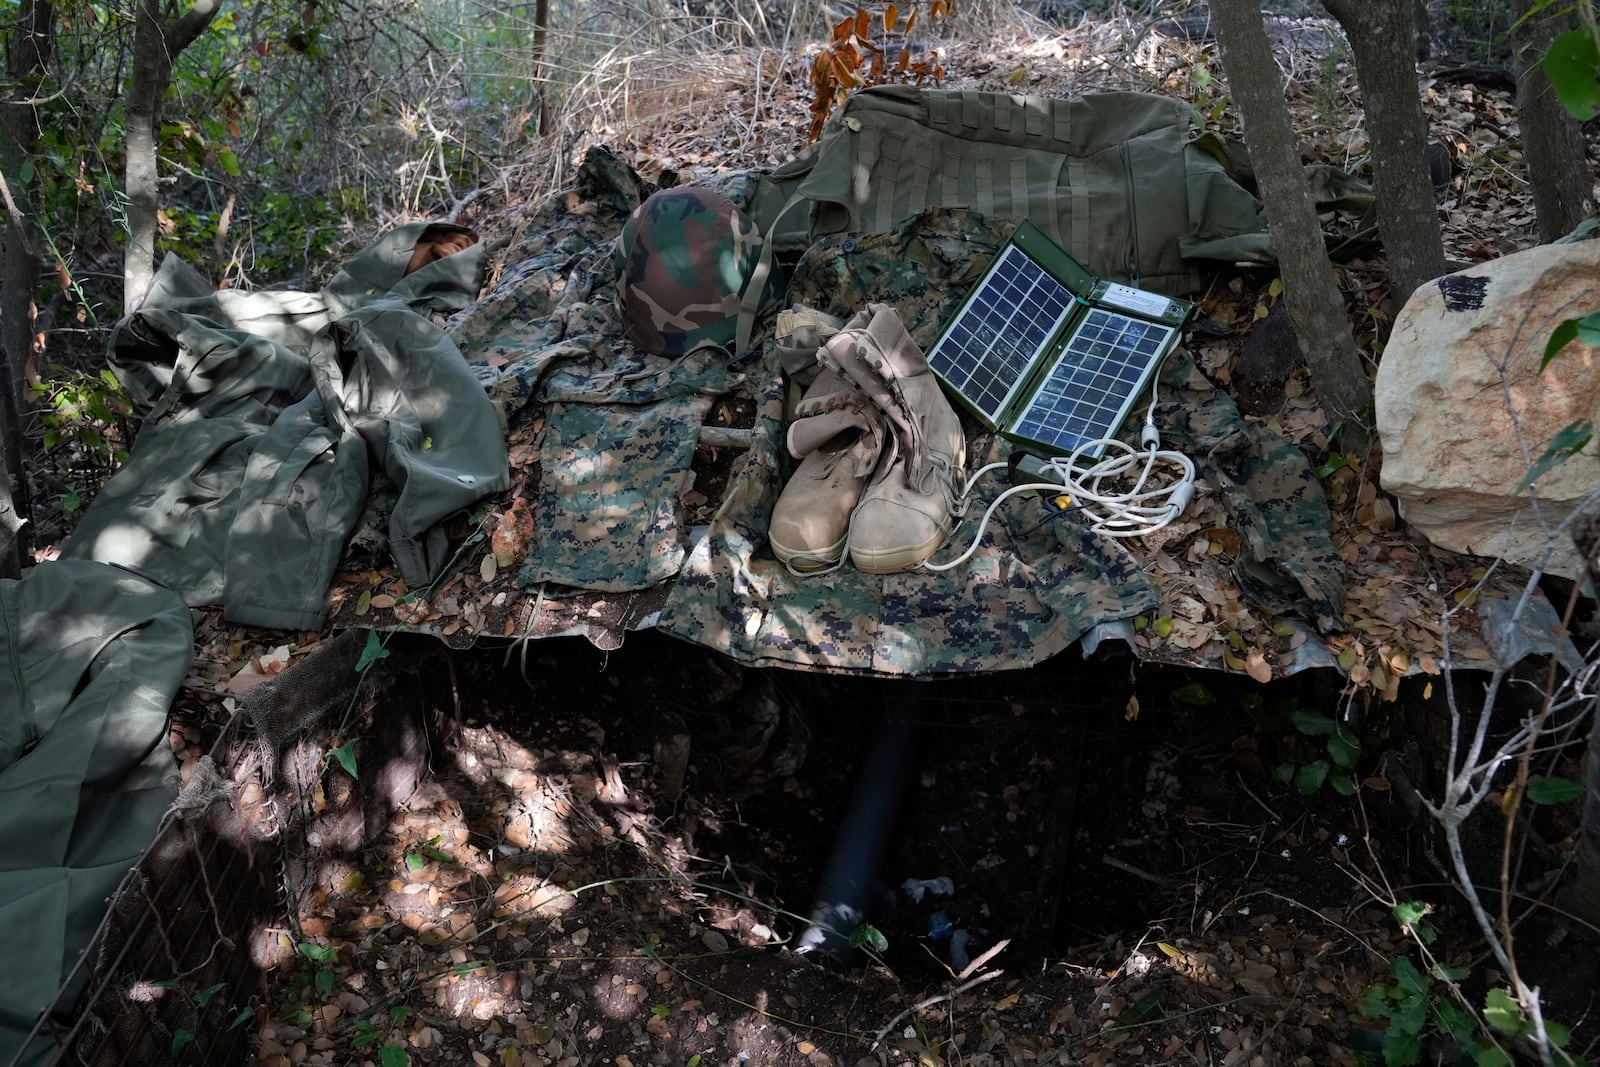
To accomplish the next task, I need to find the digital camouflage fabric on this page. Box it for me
[450,148,1343,674]
[449,150,761,591]
[614,186,777,357]
[656,207,1346,674]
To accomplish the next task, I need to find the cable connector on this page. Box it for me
[1140,420,1160,448]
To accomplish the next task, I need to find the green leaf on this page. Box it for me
[329,741,358,778]
[848,923,889,953]
[1289,707,1336,735]
[298,942,337,963]
[389,1005,413,1021]
[1293,759,1330,794]
[1390,957,1429,997]
[423,848,453,863]
[1328,725,1360,768]
[314,967,334,995]
[1171,682,1215,705]
[228,1005,255,1030]
[1526,776,1584,805]
[1393,900,1430,928]
[1515,419,1594,494]
[355,630,390,672]
[19,158,35,184]
[218,147,241,176]
[1474,1047,1513,1067]
[1329,771,1357,796]
[687,1056,702,1067]
[1273,761,1295,784]
[1543,318,1579,371]
[650,1004,672,1017]
[1543,29,1600,120]
[1546,1019,1571,1048]
[1542,312,1600,372]
[1431,999,1475,1041]
[100,369,121,391]
[405,851,426,871]
[1358,984,1392,1019]
[194,981,226,1007]
[1484,988,1525,1036]
[379,1045,410,1067]
[1382,1023,1422,1066]
[171,1029,194,1057]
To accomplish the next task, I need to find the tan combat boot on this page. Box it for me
[768,368,886,574]
[823,304,965,574]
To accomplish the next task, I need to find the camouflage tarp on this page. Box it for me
[449,150,1344,675]
[655,210,1344,674]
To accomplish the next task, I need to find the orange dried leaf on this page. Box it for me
[832,13,855,41]
[904,8,918,32]
[884,3,899,31]
[896,47,911,72]
[813,51,835,85]
[854,8,870,39]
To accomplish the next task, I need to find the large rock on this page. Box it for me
[1376,240,1600,579]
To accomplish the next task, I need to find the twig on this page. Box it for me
[1102,853,1176,887]
[871,969,1004,1049]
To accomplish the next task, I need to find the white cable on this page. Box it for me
[923,378,1197,571]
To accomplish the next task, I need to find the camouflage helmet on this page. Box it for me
[614,186,777,357]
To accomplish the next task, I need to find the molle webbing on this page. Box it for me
[753,85,1269,299]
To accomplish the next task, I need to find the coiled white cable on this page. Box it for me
[923,386,1196,572]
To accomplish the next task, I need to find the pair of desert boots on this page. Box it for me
[768,304,965,575]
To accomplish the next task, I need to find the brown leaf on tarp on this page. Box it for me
[1245,649,1272,684]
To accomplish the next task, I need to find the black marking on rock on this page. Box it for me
[1438,275,1488,312]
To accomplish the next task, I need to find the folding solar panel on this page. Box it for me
[926,222,1191,463]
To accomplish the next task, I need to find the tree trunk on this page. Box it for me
[1563,511,1600,933]
[0,0,55,573]
[531,0,551,136]
[1513,0,1594,243]
[122,0,220,311]
[1321,0,1448,307]
[1211,0,1371,431]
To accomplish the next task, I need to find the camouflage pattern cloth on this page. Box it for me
[657,207,1345,674]
[448,149,1342,672]
[1151,359,1345,633]
[614,187,776,357]
[447,149,760,592]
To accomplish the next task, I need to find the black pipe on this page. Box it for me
[796,685,925,964]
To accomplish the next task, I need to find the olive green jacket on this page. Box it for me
[65,224,509,630]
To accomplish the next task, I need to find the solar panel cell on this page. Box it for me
[923,221,1189,463]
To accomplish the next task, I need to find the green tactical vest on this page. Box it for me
[747,85,1276,297]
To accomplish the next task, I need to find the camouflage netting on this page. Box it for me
[448,147,1344,676]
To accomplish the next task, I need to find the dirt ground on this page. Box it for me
[228,628,1506,1067]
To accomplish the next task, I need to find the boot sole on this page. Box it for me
[849,533,944,574]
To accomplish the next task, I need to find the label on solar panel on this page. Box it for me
[924,221,1192,458]
[1099,283,1178,320]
